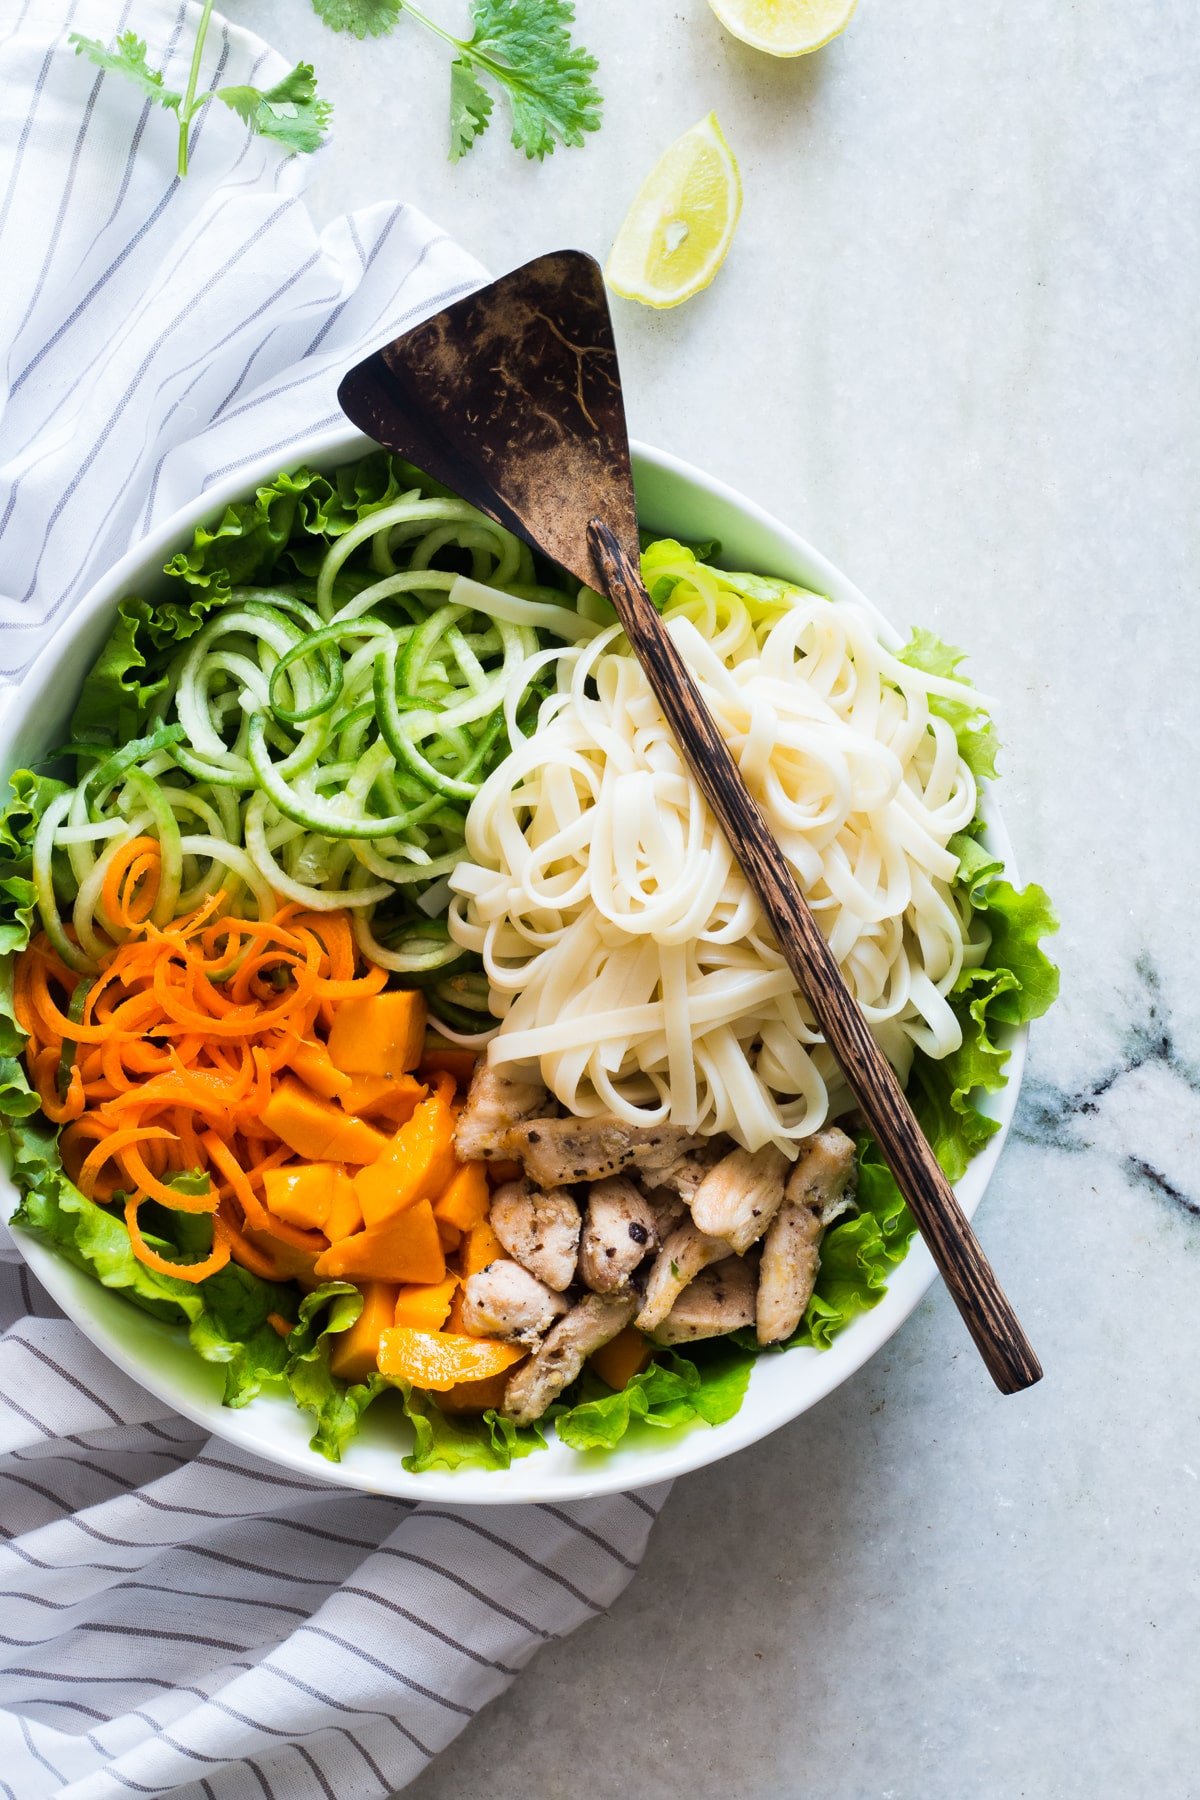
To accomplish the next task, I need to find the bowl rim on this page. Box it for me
[0,421,1027,1502]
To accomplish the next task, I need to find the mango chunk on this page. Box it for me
[288,1039,352,1102]
[339,1070,425,1125]
[419,1044,477,1086]
[354,1083,458,1230]
[330,1281,399,1383]
[328,989,427,1079]
[262,1163,336,1232]
[326,1169,363,1242]
[457,1218,505,1279]
[377,1326,523,1390]
[437,1369,517,1413]
[434,1161,490,1234]
[589,1326,653,1392]
[315,1199,446,1285]
[262,1077,389,1165]
[394,1274,458,1332]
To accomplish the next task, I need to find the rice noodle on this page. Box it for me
[449,550,989,1157]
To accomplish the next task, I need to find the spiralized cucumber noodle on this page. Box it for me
[449,544,991,1157]
[35,486,591,1026]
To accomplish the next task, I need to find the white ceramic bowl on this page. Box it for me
[0,426,1025,1502]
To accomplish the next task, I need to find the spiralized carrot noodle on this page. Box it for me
[16,893,390,1283]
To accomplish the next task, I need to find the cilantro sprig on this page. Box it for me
[312,0,603,162]
[71,1,332,179]
[71,0,600,176]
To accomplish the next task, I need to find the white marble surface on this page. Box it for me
[238,1,1200,1791]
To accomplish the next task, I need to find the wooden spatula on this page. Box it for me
[338,249,1041,1394]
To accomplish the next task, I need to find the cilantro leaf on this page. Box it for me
[217,63,333,155]
[310,0,404,39]
[459,0,602,159]
[69,31,182,111]
[449,57,493,160]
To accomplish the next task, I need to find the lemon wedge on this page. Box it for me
[605,113,742,310]
[707,0,857,56]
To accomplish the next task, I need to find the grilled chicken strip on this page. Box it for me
[462,1260,567,1346]
[652,1257,757,1345]
[635,1219,731,1333]
[454,1063,549,1163]
[578,1176,660,1293]
[502,1292,637,1425]
[689,1145,789,1257]
[490,1179,580,1291]
[756,1127,857,1345]
[660,1142,729,1203]
[645,1186,687,1236]
[505,1115,714,1192]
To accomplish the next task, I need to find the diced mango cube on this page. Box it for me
[589,1326,653,1392]
[339,1071,425,1125]
[328,990,427,1079]
[354,1084,458,1230]
[288,1039,352,1102]
[262,1077,389,1165]
[434,1162,490,1234]
[330,1282,399,1383]
[394,1274,458,1332]
[458,1219,505,1278]
[314,1199,445,1285]
[377,1327,523,1390]
[262,1163,336,1232]
[438,1369,516,1414]
[419,1045,477,1086]
[326,1169,363,1242]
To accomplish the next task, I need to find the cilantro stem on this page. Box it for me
[177,0,216,178]
[395,1,461,53]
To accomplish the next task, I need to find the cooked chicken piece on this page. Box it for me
[785,1125,858,1223]
[461,1259,567,1346]
[660,1140,729,1202]
[652,1256,757,1345]
[502,1292,637,1424]
[689,1145,789,1257]
[645,1185,687,1235]
[756,1127,857,1345]
[635,1219,731,1332]
[490,1179,580,1291]
[578,1176,660,1293]
[505,1115,711,1191]
[454,1063,549,1163]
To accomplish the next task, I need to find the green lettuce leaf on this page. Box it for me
[0,770,70,960]
[281,1284,547,1470]
[400,1388,545,1474]
[786,1138,915,1348]
[283,1281,385,1460]
[909,877,1060,1180]
[896,626,1000,780]
[553,1342,754,1452]
[7,1116,297,1401]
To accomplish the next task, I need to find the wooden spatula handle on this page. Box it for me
[588,520,1041,1394]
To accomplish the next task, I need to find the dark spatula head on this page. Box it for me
[337,250,638,595]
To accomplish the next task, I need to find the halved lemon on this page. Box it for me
[707,0,857,56]
[605,113,742,310]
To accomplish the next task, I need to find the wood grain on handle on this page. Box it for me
[588,519,1042,1395]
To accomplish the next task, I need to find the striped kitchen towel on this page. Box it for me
[0,4,669,1796]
